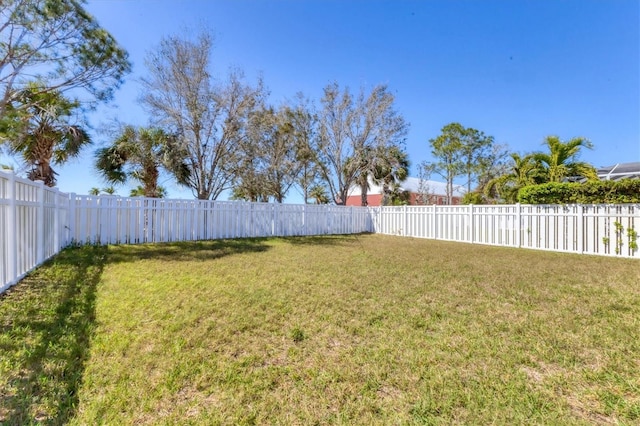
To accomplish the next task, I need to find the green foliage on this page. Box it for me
[428,123,465,204]
[309,184,330,204]
[462,192,486,205]
[234,105,306,203]
[0,82,91,186]
[603,222,638,255]
[484,153,543,203]
[290,326,306,343]
[0,0,131,113]
[614,221,625,255]
[518,180,640,204]
[95,125,188,198]
[101,186,117,195]
[377,146,411,205]
[355,145,411,206]
[486,136,597,204]
[130,185,167,198]
[628,228,638,252]
[384,183,411,206]
[532,136,597,183]
[428,122,497,203]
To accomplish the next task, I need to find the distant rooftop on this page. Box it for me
[597,162,640,180]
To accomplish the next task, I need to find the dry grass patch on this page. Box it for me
[1,234,639,424]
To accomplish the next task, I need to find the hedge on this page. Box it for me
[517,179,640,204]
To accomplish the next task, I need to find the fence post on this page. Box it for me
[403,205,408,236]
[272,203,277,237]
[7,172,16,287]
[516,203,522,248]
[351,206,355,234]
[37,181,45,264]
[302,204,307,236]
[469,204,474,243]
[68,193,76,245]
[577,204,584,254]
[431,204,437,239]
[326,205,330,234]
[53,189,59,251]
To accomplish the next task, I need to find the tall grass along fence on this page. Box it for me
[371,204,640,258]
[1,170,371,293]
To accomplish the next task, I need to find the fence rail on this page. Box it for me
[2,169,639,294]
[371,204,640,258]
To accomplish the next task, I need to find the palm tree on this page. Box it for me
[88,187,101,196]
[95,125,188,198]
[373,146,410,206]
[354,145,410,206]
[0,83,90,187]
[130,185,167,198]
[532,136,598,183]
[309,184,330,204]
[349,147,373,206]
[484,153,542,203]
[102,186,117,195]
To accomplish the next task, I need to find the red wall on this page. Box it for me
[345,192,461,206]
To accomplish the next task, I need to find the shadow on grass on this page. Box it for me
[103,237,272,265]
[281,233,372,247]
[0,244,108,425]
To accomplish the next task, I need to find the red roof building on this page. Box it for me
[345,177,465,206]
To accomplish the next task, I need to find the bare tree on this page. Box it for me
[139,31,264,200]
[316,82,408,205]
[416,161,436,205]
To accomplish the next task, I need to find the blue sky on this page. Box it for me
[6,0,639,200]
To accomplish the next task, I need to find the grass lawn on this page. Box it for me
[1,234,639,425]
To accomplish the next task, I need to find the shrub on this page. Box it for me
[518,179,640,204]
[461,192,486,205]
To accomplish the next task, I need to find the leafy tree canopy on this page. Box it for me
[532,136,597,183]
[0,0,131,114]
[94,125,189,198]
[0,82,90,186]
[427,122,498,204]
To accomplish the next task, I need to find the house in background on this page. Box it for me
[597,162,640,181]
[345,177,465,206]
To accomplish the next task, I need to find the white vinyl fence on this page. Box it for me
[2,168,639,294]
[1,171,70,293]
[1,170,371,293]
[371,204,640,258]
[66,195,371,245]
